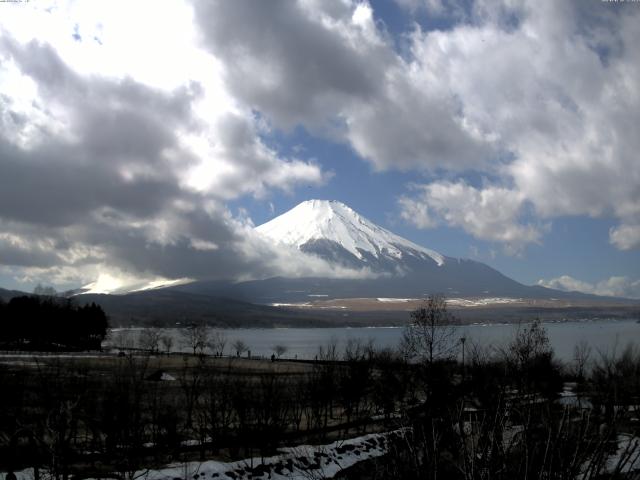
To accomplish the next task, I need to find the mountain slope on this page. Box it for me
[75,290,348,327]
[64,200,636,323]
[174,200,598,302]
[256,199,444,271]
[0,287,30,302]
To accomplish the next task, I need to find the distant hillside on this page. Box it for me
[0,287,30,302]
[170,273,611,305]
[79,288,640,327]
[2,285,638,328]
[246,201,633,302]
[75,289,377,327]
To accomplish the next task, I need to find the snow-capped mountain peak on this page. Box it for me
[256,200,444,267]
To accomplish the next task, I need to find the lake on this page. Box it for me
[110,319,640,362]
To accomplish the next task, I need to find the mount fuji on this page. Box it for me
[256,199,445,273]
[174,200,581,303]
[67,200,635,326]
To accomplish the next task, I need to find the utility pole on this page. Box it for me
[460,336,466,380]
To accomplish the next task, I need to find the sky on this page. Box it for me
[0,0,639,298]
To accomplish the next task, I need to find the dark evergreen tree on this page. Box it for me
[0,296,108,351]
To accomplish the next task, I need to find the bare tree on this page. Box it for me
[573,339,592,380]
[33,283,58,297]
[232,339,248,357]
[160,334,174,354]
[113,330,135,351]
[138,327,161,354]
[181,322,210,356]
[506,318,552,368]
[209,330,227,356]
[273,344,287,359]
[401,294,458,364]
[317,337,339,361]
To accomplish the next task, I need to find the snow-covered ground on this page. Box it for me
[447,297,523,307]
[3,430,407,480]
[138,429,406,480]
[4,428,638,479]
[376,298,417,303]
[605,434,640,474]
[579,434,640,478]
[270,296,524,308]
[269,302,311,307]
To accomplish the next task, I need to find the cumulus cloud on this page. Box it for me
[399,0,640,250]
[192,0,491,171]
[399,181,544,254]
[393,0,466,19]
[0,1,330,290]
[398,196,437,229]
[191,0,640,251]
[538,275,640,299]
[609,224,640,251]
[1,0,639,290]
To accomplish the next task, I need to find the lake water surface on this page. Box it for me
[111,319,640,362]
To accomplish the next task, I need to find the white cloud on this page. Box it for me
[192,0,491,172]
[393,0,466,19]
[0,0,330,289]
[609,224,640,251]
[402,1,640,249]
[398,195,437,229]
[1,0,639,290]
[399,181,544,254]
[189,0,640,251]
[538,275,640,299]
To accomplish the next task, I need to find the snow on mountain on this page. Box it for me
[256,200,445,267]
[80,273,191,295]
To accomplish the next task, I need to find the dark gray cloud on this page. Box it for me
[0,141,183,226]
[387,0,640,250]
[0,242,61,268]
[1,36,199,169]
[192,0,382,130]
[2,0,638,291]
[192,0,640,252]
[0,27,328,288]
[192,0,492,171]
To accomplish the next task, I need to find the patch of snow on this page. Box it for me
[371,412,402,420]
[2,431,406,480]
[81,275,192,295]
[2,467,34,480]
[503,424,525,448]
[270,302,311,307]
[270,302,347,310]
[579,434,640,478]
[134,429,407,480]
[447,297,522,307]
[256,200,445,266]
[180,439,202,447]
[377,298,417,303]
[0,361,41,366]
[605,434,640,473]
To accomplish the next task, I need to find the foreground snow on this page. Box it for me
[140,429,406,480]
[4,429,638,479]
[4,430,405,480]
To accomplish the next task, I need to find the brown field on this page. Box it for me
[273,296,639,312]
